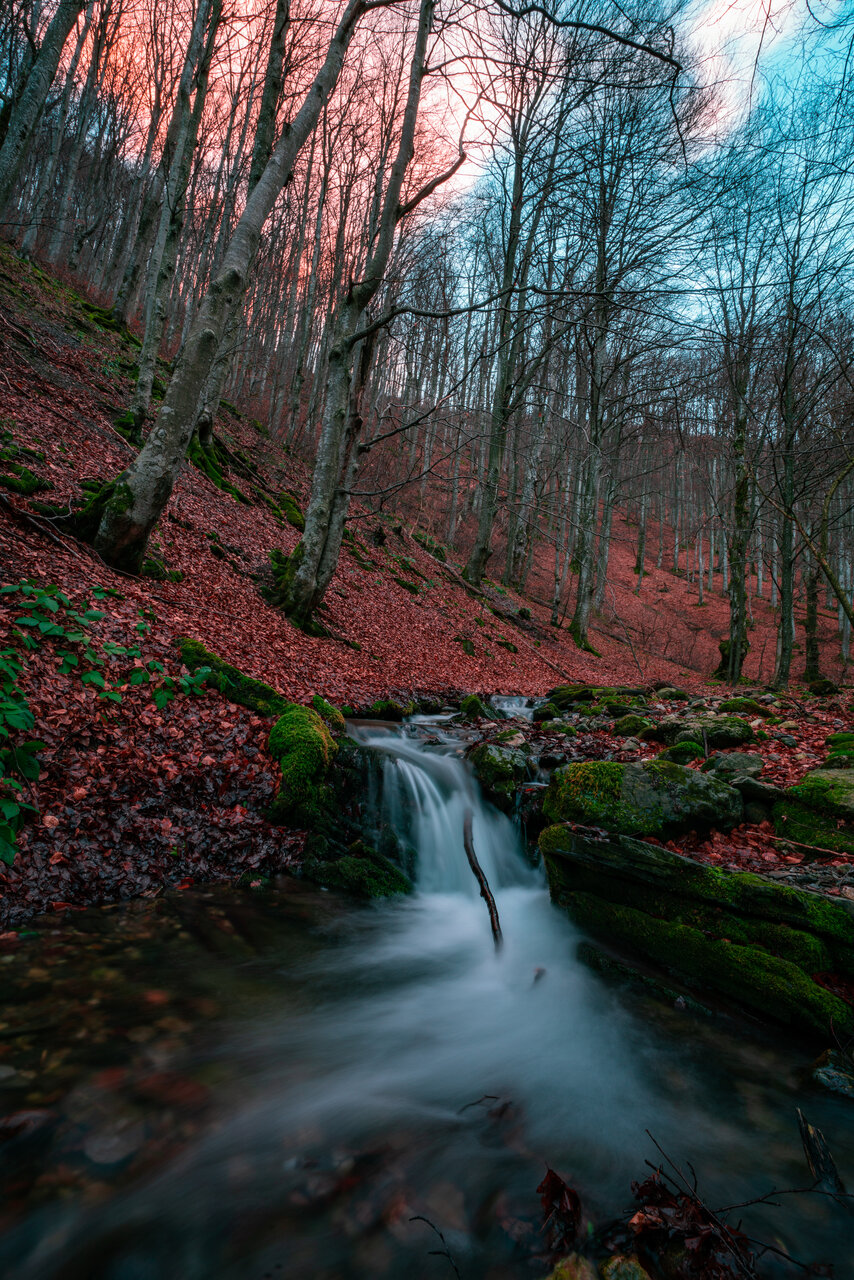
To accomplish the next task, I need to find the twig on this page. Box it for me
[462,808,502,949]
[768,833,854,860]
[409,1216,462,1279]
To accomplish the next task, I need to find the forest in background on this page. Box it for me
[1,0,854,688]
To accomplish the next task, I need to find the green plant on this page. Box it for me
[0,648,39,865]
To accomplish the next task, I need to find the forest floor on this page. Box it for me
[0,242,852,924]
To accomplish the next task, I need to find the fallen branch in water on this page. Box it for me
[463,808,503,948]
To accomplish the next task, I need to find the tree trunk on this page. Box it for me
[91,0,378,572]
[0,0,87,214]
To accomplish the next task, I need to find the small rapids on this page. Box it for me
[1,718,852,1278]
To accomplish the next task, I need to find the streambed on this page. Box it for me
[0,717,852,1277]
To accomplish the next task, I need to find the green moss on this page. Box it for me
[826,732,854,751]
[718,697,767,716]
[179,637,290,717]
[469,742,529,808]
[773,797,854,857]
[458,694,494,720]
[362,698,415,721]
[658,741,705,764]
[0,464,51,494]
[787,769,854,819]
[280,491,304,531]
[544,761,628,825]
[532,701,559,722]
[142,557,183,583]
[311,694,346,731]
[268,703,337,825]
[613,714,653,737]
[392,574,420,594]
[564,891,853,1038]
[496,638,518,652]
[308,841,412,897]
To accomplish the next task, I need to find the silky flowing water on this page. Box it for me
[1,713,852,1278]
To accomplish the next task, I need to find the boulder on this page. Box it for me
[658,742,704,765]
[811,1048,854,1099]
[600,1259,652,1280]
[533,700,560,722]
[544,1256,598,1280]
[457,694,496,721]
[540,826,854,1038]
[718,696,771,718]
[700,751,765,780]
[774,768,854,857]
[644,715,754,750]
[542,760,742,839]
[613,714,653,737]
[468,741,532,811]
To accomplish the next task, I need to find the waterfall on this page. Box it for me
[349,723,538,896]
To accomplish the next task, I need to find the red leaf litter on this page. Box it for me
[1,243,853,925]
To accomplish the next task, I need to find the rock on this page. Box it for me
[809,678,839,696]
[542,759,742,838]
[658,741,705,765]
[780,720,800,731]
[774,768,854,858]
[458,694,496,721]
[533,701,560,722]
[788,769,854,820]
[700,751,765,780]
[613,714,653,737]
[718,696,771,717]
[468,741,532,811]
[621,737,641,751]
[733,776,784,804]
[811,1048,854,1098]
[643,715,754,750]
[777,733,798,747]
[656,687,691,701]
[545,1256,598,1280]
[600,1257,652,1280]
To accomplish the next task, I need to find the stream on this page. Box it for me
[1,711,853,1277]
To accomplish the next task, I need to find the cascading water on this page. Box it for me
[351,721,535,896]
[2,716,851,1279]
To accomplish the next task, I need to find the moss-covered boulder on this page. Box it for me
[540,826,854,1038]
[532,701,560,722]
[774,767,854,857]
[361,698,416,721]
[718,696,769,717]
[469,741,531,811]
[457,694,496,721]
[657,741,705,765]
[547,684,644,711]
[308,840,412,897]
[613,714,653,737]
[654,686,691,701]
[542,759,742,838]
[643,715,754,750]
[311,694,346,731]
[700,751,764,781]
[268,704,338,825]
[179,637,290,717]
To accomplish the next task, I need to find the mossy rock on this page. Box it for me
[657,741,705,765]
[311,694,346,731]
[809,678,839,696]
[600,1258,652,1280]
[532,701,560,722]
[613,714,653,737]
[700,751,764,780]
[469,742,531,811]
[540,824,854,965]
[773,795,854,858]
[655,686,691,701]
[547,684,641,711]
[787,768,854,820]
[268,703,337,825]
[563,891,853,1039]
[458,694,495,721]
[179,637,290,718]
[643,715,754,750]
[362,698,415,721]
[718,697,769,717]
[542,720,577,736]
[307,841,412,898]
[826,732,854,751]
[543,759,742,838]
[825,751,854,770]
